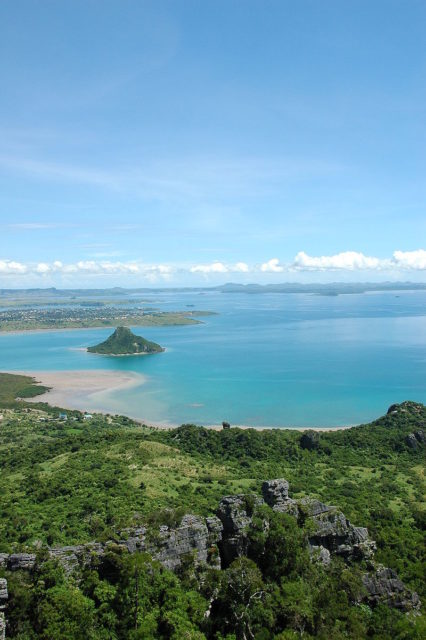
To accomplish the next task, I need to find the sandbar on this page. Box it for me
[13,369,146,416]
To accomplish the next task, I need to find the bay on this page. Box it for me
[0,290,425,427]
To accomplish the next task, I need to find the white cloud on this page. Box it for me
[291,250,426,271]
[0,260,27,274]
[1,250,425,282]
[392,249,426,270]
[234,262,249,272]
[190,262,229,274]
[261,258,284,272]
[292,251,383,271]
[35,262,51,274]
[190,261,250,274]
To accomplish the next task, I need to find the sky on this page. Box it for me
[0,0,425,288]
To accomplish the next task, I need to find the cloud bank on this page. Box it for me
[0,250,425,282]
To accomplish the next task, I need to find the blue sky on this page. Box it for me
[0,0,425,287]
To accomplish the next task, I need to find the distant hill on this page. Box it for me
[87,326,164,355]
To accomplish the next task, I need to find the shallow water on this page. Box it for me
[1,290,425,427]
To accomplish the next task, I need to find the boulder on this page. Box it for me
[405,433,419,449]
[0,579,7,608]
[300,431,320,451]
[362,567,421,612]
[309,545,331,566]
[262,478,298,515]
[414,430,425,443]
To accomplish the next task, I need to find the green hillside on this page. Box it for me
[0,376,424,639]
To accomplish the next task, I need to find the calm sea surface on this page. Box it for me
[1,290,425,427]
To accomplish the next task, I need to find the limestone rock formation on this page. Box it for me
[414,429,425,443]
[120,513,223,571]
[0,478,419,618]
[49,543,104,576]
[0,578,7,640]
[216,494,263,565]
[262,478,298,515]
[304,502,375,561]
[0,579,7,606]
[0,614,5,640]
[405,430,425,449]
[5,554,36,571]
[362,567,421,612]
[300,430,320,450]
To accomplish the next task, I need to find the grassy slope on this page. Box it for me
[0,379,424,597]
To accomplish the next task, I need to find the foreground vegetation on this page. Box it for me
[0,374,424,638]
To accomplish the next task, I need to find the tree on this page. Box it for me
[215,557,267,640]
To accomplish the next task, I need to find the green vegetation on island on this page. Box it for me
[87,326,164,355]
[0,373,424,639]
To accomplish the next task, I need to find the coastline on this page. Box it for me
[8,369,352,432]
[13,369,147,416]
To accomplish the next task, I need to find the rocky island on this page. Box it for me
[87,326,164,355]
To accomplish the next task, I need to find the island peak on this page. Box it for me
[87,326,164,355]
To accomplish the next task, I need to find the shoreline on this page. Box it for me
[13,369,147,417]
[0,323,198,336]
[7,369,352,432]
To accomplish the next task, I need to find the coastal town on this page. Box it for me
[0,305,210,332]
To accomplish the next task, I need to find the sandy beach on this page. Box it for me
[15,369,147,417]
[8,369,351,431]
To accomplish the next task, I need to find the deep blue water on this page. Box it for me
[1,290,425,427]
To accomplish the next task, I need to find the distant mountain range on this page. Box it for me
[1,282,426,296]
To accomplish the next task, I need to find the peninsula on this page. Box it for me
[87,326,164,355]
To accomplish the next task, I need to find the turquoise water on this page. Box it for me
[1,290,425,427]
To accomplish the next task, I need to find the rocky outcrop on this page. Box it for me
[152,514,221,571]
[0,579,7,606]
[405,431,425,449]
[0,578,7,640]
[216,495,256,565]
[2,554,36,572]
[262,479,298,515]
[300,431,320,451]
[304,502,376,561]
[0,479,419,616]
[414,429,425,443]
[0,614,5,640]
[120,514,222,572]
[362,567,421,612]
[49,514,223,575]
[49,543,104,576]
